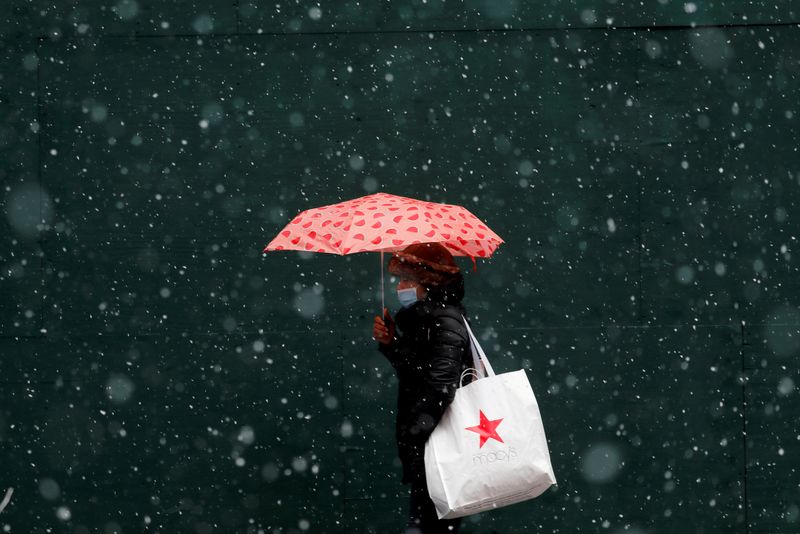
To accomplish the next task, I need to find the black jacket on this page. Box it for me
[377,274,473,484]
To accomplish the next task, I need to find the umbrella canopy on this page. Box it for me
[263,192,503,259]
[263,192,504,311]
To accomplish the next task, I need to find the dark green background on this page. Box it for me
[2,1,799,532]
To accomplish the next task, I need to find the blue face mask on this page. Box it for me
[397,287,419,308]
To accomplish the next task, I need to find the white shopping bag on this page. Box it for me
[424,315,557,519]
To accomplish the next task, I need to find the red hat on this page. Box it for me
[388,243,461,287]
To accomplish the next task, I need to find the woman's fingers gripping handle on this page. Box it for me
[373,308,395,345]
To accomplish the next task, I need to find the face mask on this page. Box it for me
[397,287,419,308]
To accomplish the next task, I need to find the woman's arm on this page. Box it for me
[375,309,413,372]
[377,333,414,373]
[405,314,468,442]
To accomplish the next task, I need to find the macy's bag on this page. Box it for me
[423,315,557,519]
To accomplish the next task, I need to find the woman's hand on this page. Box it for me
[373,308,396,345]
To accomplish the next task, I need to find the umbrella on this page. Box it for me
[263,192,504,311]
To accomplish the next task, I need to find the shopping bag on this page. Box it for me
[423,315,556,519]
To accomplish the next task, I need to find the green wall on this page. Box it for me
[2,1,799,532]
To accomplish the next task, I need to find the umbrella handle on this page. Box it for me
[380,250,385,313]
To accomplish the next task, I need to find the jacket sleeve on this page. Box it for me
[405,315,469,445]
[377,333,414,374]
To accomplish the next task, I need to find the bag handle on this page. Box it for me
[461,314,496,378]
[459,368,481,388]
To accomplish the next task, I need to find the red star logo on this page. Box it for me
[465,410,504,448]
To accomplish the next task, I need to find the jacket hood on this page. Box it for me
[424,272,465,305]
[394,273,466,332]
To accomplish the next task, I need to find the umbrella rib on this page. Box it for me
[337,195,369,254]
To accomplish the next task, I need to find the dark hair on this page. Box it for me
[425,271,465,305]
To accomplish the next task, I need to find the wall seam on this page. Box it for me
[740,324,750,533]
[633,31,643,324]
[36,36,45,338]
[28,20,800,42]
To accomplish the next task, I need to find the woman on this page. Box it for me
[373,243,473,533]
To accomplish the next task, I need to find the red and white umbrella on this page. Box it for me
[263,192,504,310]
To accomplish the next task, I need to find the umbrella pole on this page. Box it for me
[380,250,385,314]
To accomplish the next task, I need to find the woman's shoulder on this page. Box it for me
[427,303,468,336]
[428,302,465,317]
[412,298,467,324]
